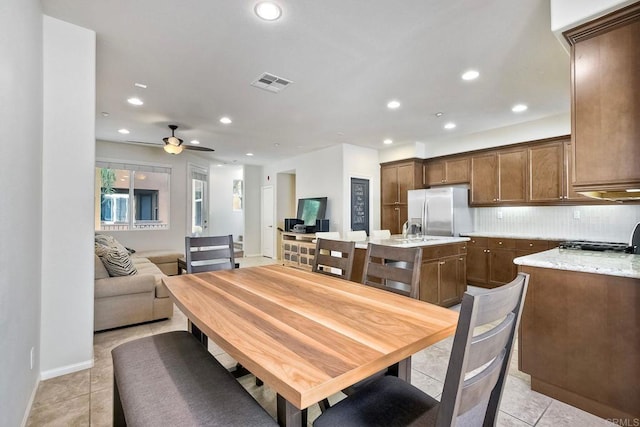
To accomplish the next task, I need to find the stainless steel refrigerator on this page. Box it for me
[407,186,472,236]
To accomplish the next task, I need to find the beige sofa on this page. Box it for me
[94,250,182,332]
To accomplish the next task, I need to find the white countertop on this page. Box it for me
[514,248,640,279]
[352,235,470,250]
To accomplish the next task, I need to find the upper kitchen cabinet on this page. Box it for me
[424,156,470,186]
[528,141,564,202]
[470,148,527,206]
[380,159,423,233]
[564,3,640,199]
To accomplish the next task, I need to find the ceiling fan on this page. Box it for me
[128,125,215,154]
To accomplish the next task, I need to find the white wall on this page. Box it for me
[243,165,263,256]
[263,144,345,231]
[0,0,43,424]
[40,16,96,379]
[209,165,244,240]
[474,205,640,243]
[95,141,210,252]
[342,144,381,236]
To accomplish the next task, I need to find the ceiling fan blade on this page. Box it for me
[184,145,215,152]
[126,140,163,147]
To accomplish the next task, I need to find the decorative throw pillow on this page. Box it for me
[95,234,129,253]
[95,242,137,277]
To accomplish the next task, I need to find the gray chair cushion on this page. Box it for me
[314,376,439,427]
[112,331,277,427]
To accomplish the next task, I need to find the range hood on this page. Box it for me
[578,189,640,202]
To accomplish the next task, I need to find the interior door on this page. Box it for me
[261,185,274,258]
[189,165,209,236]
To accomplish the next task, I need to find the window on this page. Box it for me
[96,161,171,231]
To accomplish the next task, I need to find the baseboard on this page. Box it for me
[40,358,94,381]
[21,375,40,427]
[244,253,267,258]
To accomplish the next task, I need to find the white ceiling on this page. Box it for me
[42,0,570,165]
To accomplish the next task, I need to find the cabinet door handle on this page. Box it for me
[529,243,533,247]
[394,207,399,211]
[459,257,464,261]
[486,250,491,253]
[498,241,503,245]
[439,261,445,265]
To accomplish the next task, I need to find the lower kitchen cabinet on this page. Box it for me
[420,243,467,307]
[466,237,489,287]
[466,236,557,288]
[487,238,517,287]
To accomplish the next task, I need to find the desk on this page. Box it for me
[163,265,458,426]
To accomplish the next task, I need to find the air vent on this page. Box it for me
[251,72,293,93]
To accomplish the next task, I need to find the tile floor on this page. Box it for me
[27,257,615,426]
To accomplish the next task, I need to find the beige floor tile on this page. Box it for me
[412,345,451,382]
[498,375,553,425]
[89,388,113,427]
[27,393,90,427]
[410,369,444,399]
[32,369,91,409]
[497,410,532,426]
[536,400,617,427]
[90,362,113,393]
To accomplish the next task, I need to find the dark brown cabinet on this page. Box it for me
[380,159,423,234]
[425,157,470,186]
[419,243,466,307]
[466,236,556,289]
[528,141,565,202]
[470,148,526,206]
[564,4,640,194]
[487,238,517,288]
[466,237,489,287]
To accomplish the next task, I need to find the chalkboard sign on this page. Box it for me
[350,178,369,234]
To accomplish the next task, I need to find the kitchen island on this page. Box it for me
[514,249,639,422]
[281,232,470,307]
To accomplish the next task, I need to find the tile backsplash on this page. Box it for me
[473,205,640,242]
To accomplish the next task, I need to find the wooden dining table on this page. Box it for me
[163,264,459,426]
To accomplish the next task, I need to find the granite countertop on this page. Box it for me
[514,248,640,279]
[352,235,470,250]
[461,232,567,241]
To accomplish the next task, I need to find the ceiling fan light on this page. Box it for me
[167,136,181,146]
[164,144,183,155]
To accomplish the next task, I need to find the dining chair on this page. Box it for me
[185,235,235,273]
[370,229,391,239]
[360,243,422,299]
[312,238,356,280]
[313,273,530,427]
[346,230,368,241]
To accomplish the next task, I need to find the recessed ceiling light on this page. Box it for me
[383,139,393,145]
[101,112,110,117]
[274,143,280,147]
[217,164,224,167]
[461,70,480,81]
[255,2,281,21]
[387,100,401,109]
[127,97,143,106]
[512,104,528,113]
[134,83,147,89]
[246,152,254,156]
[190,140,200,145]
[220,117,232,124]
[435,112,443,117]
[444,122,456,130]
[118,128,130,134]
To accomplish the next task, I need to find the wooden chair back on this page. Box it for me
[185,235,235,273]
[437,272,529,426]
[360,243,422,299]
[312,238,356,280]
